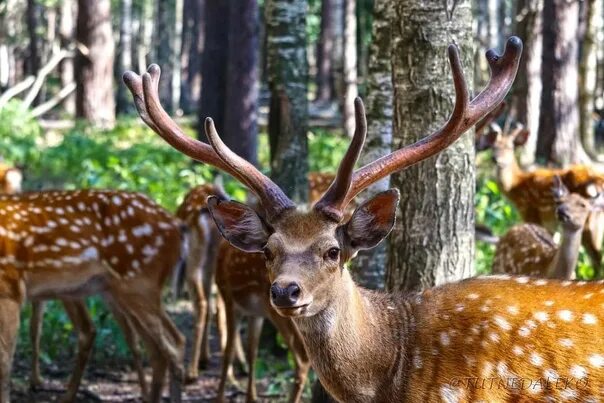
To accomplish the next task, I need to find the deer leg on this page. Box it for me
[0,297,20,403]
[29,300,45,389]
[217,292,241,403]
[245,316,263,403]
[185,267,207,381]
[58,299,96,403]
[107,302,148,401]
[268,311,310,403]
[216,291,247,373]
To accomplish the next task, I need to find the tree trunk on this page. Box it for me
[487,0,501,48]
[26,0,41,104]
[349,0,393,290]
[536,0,580,166]
[513,0,542,166]
[137,0,154,72]
[331,0,344,102]
[342,0,358,137]
[315,0,335,103]
[579,0,602,157]
[116,0,133,115]
[75,0,115,128]
[386,0,474,292]
[180,0,205,114]
[154,0,176,112]
[198,0,229,139]
[59,0,76,114]
[266,0,309,202]
[223,0,259,165]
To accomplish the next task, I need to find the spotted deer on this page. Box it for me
[176,172,334,390]
[125,37,598,403]
[476,115,604,277]
[0,190,186,403]
[493,176,604,279]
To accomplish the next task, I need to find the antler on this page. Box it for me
[123,65,295,220]
[316,36,523,214]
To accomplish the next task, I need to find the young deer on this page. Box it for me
[0,190,186,403]
[476,116,604,276]
[493,177,604,279]
[125,38,600,403]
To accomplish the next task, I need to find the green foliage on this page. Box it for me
[0,100,43,165]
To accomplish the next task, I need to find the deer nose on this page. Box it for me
[270,282,301,307]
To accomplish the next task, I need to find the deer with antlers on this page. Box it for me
[0,190,186,403]
[127,37,604,402]
[476,113,604,277]
[493,176,604,279]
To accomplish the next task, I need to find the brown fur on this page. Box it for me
[0,190,186,403]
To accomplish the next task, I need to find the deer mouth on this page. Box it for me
[274,303,311,317]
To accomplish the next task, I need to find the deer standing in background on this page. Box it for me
[476,117,604,277]
[124,38,602,403]
[493,177,604,279]
[0,190,186,403]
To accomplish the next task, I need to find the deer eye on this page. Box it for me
[324,247,340,261]
[263,248,274,262]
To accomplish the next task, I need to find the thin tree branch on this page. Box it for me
[30,82,77,117]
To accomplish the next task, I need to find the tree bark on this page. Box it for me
[266,0,309,202]
[59,0,76,114]
[331,0,344,101]
[349,0,393,290]
[386,0,474,292]
[154,0,176,113]
[536,0,580,166]
[75,0,115,128]
[116,0,133,115]
[513,0,542,166]
[198,0,229,139]
[26,0,42,104]
[579,0,602,158]
[315,0,335,103]
[342,0,358,137]
[180,0,205,114]
[223,0,259,165]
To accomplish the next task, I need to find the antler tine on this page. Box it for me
[122,71,161,133]
[314,97,367,221]
[204,117,295,219]
[338,36,522,209]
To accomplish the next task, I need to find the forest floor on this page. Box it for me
[9,300,294,403]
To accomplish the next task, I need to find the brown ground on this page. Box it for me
[9,300,296,402]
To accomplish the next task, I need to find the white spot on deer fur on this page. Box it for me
[454,303,464,312]
[561,281,572,287]
[559,338,574,348]
[530,352,543,367]
[467,293,479,300]
[512,345,524,356]
[440,385,461,403]
[112,195,122,205]
[79,247,99,261]
[488,332,500,343]
[77,202,86,211]
[481,362,493,377]
[533,279,547,286]
[110,256,119,265]
[544,300,554,307]
[480,305,490,312]
[142,245,157,257]
[56,238,67,246]
[570,365,587,379]
[494,315,511,331]
[507,305,519,315]
[412,348,423,369]
[534,312,549,323]
[132,260,140,270]
[515,276,529,284]
[583,313,597,325]
[126,244,134,254]
[518,326,531,337]
[583,293,594,300]
[543,368,558,379]
[557,310,573,322]
[588,354,603,368]
[132,224,152,237]
[47,220,57,228]
[560,389,578,401]
[440,332,450,346]
[56,207,64,215]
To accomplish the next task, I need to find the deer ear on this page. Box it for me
[343,189,399,251]
[513,128,530,146]
[207,196,270,253]
[476,130,498,151]
[551,176,569,202]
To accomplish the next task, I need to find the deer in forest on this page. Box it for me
[493,176,604,279]
[176,172,334,397]
[124,37,602,403]
[0,190,186,403]
[476,113,604,277]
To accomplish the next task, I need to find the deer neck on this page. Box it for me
[495,154,522,193]
[547,227,582,280]
[294,270,414,402]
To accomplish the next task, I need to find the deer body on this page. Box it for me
[0,190,186,403]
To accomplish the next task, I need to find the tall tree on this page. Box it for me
[59,0,76,114]
[512,0,542,166]
[180,0,205,114]
[342,0,358,137]
[315,0,335,103]
[223,0,259,164]
[116,0,134,115]
[198,0,229,138]
[579,0,602,157]
[387,0,474,292]
[75,0,115,128]
[536,0,580,165]
[154,0,176,112]
[25,0,41,104]
[266,0,309,202]
[349,0,393,289]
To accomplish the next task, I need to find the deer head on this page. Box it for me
[552,175,604,232]
[124,37,522,318]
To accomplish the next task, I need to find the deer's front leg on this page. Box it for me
[0,297,21,403]
[29,300,45,390]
